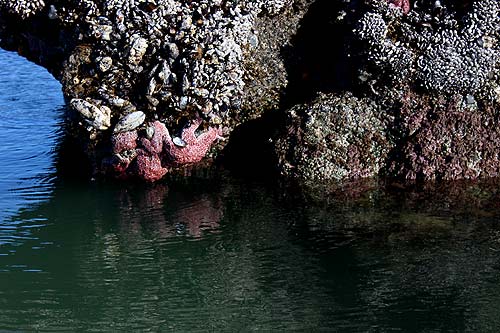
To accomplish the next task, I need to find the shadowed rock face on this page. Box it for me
[1,0,500,185]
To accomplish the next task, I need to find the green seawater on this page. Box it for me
[2,49,500,332]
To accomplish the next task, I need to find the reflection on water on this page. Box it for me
[2,48,500,332]
[2,176,500,331]
[115,183,222,239]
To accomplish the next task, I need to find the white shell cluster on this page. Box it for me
[58,0,293,125]
[70,98,112,131]
[355,0,500,98]
[113,111,145,133]
[0,0,45,18]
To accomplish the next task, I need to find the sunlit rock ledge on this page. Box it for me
[1,0,500,184]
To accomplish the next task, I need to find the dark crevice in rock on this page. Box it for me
[220,110,284,181]
[53,126,94,181]
[281,0,362,108]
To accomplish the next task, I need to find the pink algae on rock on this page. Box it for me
[387,94,500,181]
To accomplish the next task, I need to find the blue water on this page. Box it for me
[0,49,63,249]
[1,48,500,332]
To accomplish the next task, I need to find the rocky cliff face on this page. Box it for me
[1,0,500,185]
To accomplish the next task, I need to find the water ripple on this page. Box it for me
[0,49,62,223]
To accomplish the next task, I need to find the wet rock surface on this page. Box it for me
[1,0,500,185]
[387,93,500,180]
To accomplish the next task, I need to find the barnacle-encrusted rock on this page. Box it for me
[354,0,500,98]
[2,0,500,186]
[126,34,148,66]
[0,0,44,18]
[275,90,500,183]
[275,93,392,182]
[0,0,312,180]
[96,56,112,73]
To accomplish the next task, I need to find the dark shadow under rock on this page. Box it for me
[220,110,284,181]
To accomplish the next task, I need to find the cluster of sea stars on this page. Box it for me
[109,119,222,182]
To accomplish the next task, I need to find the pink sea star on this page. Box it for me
[163,118,223,165]
[108,118,222,181]
[138,121,169,155]
[109,130,138,174]
[135,149,168,182]
[388,0,411,14]
[134,118,222,181]
[134,121,169,182]
[112,130,138,153]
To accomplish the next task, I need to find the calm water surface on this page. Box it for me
[1,49,500,332]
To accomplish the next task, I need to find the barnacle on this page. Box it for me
[3,0,294,118]
[0,0,45,17]
[354,0,500,97]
